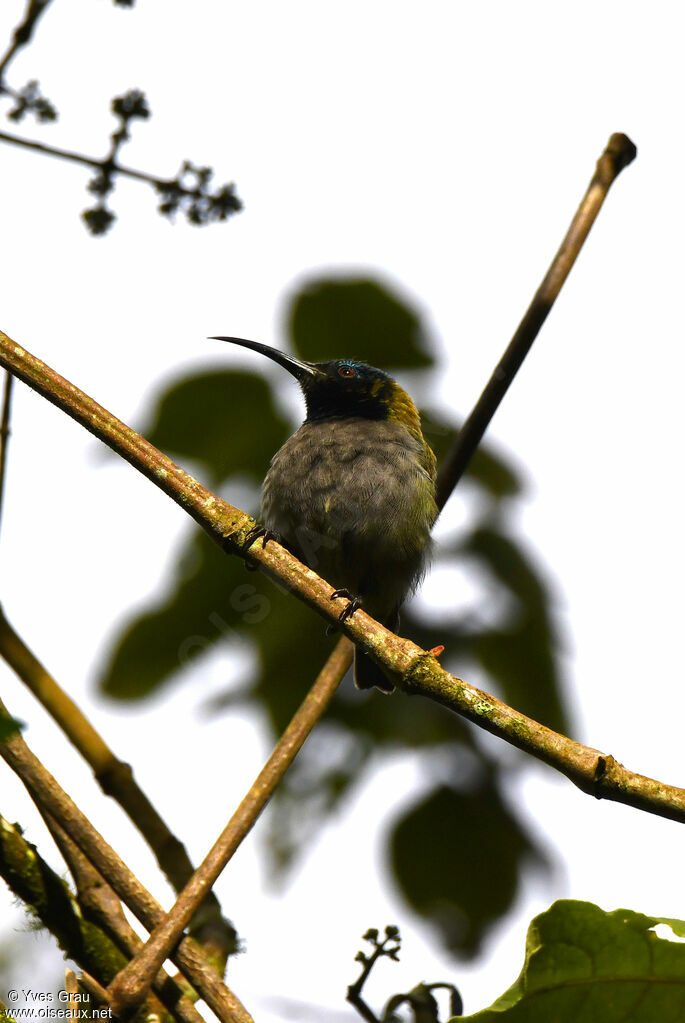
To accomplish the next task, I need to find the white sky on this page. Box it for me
[1,1,685,1020]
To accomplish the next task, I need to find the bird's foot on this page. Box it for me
[330,588,363,623]
[242,524,282,570]
[243,524,281,551]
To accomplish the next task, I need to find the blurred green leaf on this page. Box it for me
[287,278,434,369]
[457,901,685,1021]
[461,527,568,732]
[0,716,24,742]
[142,369,291,485]
[390,779,549,959]
[99,531,260,699]
[421,409,523,499]
[98,273,568,952]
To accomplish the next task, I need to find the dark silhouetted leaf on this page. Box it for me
[97,273,566,949]
[99,531,261,699]
[287,279,434,369]
[390,779,549,959]
[461,527,568,733]
[421,409,523,499]
[0,715,25,742]
[141,369,291,485]
[457,901,685,1021]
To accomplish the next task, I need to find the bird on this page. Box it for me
[211,336,438,692]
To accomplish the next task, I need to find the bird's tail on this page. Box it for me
[353,605,400,693]
[353,648,394,693]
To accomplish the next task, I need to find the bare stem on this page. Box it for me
[107,638,352,1013]
[347,927,401,1023]
[0,0,54,81]
[435,132,637,508]
[0,129,233,207]
[0,371,13,541]
[0,603,237,962]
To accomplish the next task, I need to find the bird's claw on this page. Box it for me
[243,524,281,551]
[330,588,363,623]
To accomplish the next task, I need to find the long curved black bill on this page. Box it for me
[209,336,320,383]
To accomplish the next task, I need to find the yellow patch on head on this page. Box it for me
[385,381,437,479]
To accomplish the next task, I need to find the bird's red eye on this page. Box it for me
[338,365,356,378]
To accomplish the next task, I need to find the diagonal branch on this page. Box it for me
[0,810,132,993]
[0,603,238,964]
[0,129,242,233]
[0,0,53,82]
[0,133,663,1010]
[0,371,13,540]
[0,697,254,1023]
[435,132,637,507]
[38,811,208,1023]
[107,637,352,1013]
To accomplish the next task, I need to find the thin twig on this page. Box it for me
[64,970,79,1018]
[0,698,254,1023]
[107,638,353,1013]
[346,927,401,1023]
[0,371,13,541]
[74,971,110,1011]
[0,130,241,228]
[0,128,183,191]
[0,0,53,82]
[435,132,637,508]
[0,602,237,963]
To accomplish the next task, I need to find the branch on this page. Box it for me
[0,811,131,989]
[1,3,240,233]
[435,132,637,507]
[0,698,254,1023]
[107,637,352,1013]
[0,371,12,540]
[347,926,401,1023]
[40,812,207,1023]
[0,1,53,81]
[3,326,678,823]
[0,603,238,965]
[0,129,242,234]
[0,133,663,1009]
[1,143,682,822]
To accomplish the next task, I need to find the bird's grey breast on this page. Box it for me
[261,418,436,604]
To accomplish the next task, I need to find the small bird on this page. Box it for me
[211,336,438,692]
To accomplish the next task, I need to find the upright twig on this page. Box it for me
[107,638,353,1014]
[436,132,637,508]
[0,1,53,86]
[0,603,237,963]
[0,371,13,541]
[346,926,402,1023]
